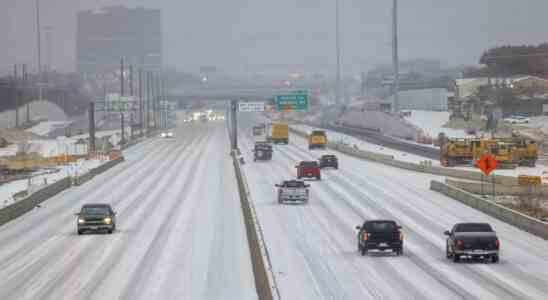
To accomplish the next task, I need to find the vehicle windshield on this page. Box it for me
[301,162,319,167]
[81,206,110,215]
[455,223,493,232]
[283,181,305,188]
[365,221,397,232]
[311,131,326,136]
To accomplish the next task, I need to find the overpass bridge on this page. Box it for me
[166,83,323,104]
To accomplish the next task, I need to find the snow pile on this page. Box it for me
[521,116,548,136]
[405,110,467,138]
[0,145,18,157]
[26,121,71,136]
[0,157,110,209]
[21,137,88,157]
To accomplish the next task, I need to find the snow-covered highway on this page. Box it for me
[239,115,548,300]
[0,121,256,300]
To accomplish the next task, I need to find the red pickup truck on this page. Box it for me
[296,161,321,180]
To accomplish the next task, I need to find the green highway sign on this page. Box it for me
[275,91,309,112]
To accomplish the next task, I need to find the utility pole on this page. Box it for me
[23,64,30,123]
[120,58,125,97]
[14,65,19,128]
[146,71,151,130]
[139,68,143,136]
[120,57,125,144]
[335,0,342,105]
[231,100,238,150]
[150,74,158,129]
[392,0,400,113]
[121,113,125,147]
[89,102,95,153]
[157,77,161,129]
[35,0,42,102]
[129,64,133,97]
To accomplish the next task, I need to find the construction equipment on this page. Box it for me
[440,139,474,166]
[441,137,524,168]
[518,175,542,186]
[509,139,538,167]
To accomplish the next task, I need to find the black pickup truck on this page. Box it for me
[445,223,500,263]
[356,220,404,256]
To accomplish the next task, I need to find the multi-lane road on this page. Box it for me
[239,114,548,300]
[0,121,256,300]
[1,114,548,300]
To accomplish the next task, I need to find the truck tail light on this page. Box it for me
[362,231,368,241]
[399,231,404,241]
[495,239,500,249]
[456,240,464,249]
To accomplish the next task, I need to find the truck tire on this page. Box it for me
[491,255,499,263]
[77,230,83,235]
[452,254,460,263]
[361,245,368,256]
[446,245,452,259]
[317,175,321,180]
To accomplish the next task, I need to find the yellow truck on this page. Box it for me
[308,130,327,150]
[268,123,289,144]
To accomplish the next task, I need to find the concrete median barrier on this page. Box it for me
[0,177,71,227]
[72,157,125,186]
[231,151,277,300]
[445,179,548,196]
[430,180,548,240]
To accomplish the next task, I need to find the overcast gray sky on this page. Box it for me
[2,0,547,77]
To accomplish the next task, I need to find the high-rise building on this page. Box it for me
[77,6,162,75]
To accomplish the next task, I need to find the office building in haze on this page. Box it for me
[77,6,162,75]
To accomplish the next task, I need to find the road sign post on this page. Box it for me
[477,154,497,198]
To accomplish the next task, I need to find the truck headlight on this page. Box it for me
[104,217,112,224]
[78,219,85,224]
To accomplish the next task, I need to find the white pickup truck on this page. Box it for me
[275,180,310,204]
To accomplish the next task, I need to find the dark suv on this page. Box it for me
[253,142,273,161]
[356,220,403,256]
[319,154,338,169]
[76,203,117,234]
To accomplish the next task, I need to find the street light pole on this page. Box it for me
[392,0,400,113]
[335,0,342,105]
[35,0,42,102]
